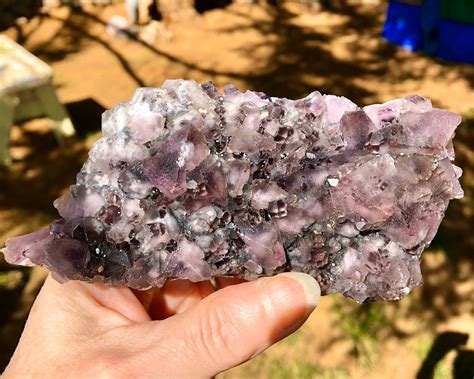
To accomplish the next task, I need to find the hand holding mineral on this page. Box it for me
[2,272,319,378]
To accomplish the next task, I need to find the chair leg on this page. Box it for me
[35,84,76,145]
[0,95,19,166]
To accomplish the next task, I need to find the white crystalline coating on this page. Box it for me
[0,80,463,303]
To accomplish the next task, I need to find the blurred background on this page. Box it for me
[0,0,473,378]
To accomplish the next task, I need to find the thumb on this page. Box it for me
[125,272,320,378]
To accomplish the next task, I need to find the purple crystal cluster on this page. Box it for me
[1,80,463,302]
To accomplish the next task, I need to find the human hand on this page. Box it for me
[3,272,320,378]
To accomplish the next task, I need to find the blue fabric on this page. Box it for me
[382,1,423,52]
[382,0,474,65]
[421,0,440,56]
[438,19,474,64]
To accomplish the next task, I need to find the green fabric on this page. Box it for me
[440,0,474,24]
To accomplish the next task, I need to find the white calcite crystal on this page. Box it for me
[1,80,463,302]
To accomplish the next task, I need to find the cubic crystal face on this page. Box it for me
[1,81,463,302]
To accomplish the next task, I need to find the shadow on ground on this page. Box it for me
[416,331,474,379]
[12,2,474,107]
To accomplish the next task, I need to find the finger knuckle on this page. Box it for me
[192,299,245,366]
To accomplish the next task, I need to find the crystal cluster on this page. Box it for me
[1,80,463,302]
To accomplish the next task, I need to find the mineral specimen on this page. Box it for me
[1,80,463,302]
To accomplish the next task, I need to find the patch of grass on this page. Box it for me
[281,330,302,346]
[332,296,388,367]
[222,354,266,378]
[268,358,348,379]
[0,270,24,290]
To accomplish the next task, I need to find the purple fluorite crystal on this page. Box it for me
[1,80,463,302]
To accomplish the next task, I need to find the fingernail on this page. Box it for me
[278,272,320,318]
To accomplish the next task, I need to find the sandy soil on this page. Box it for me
[1,1,473,377]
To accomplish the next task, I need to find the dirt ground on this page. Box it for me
[1,1,473,378]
